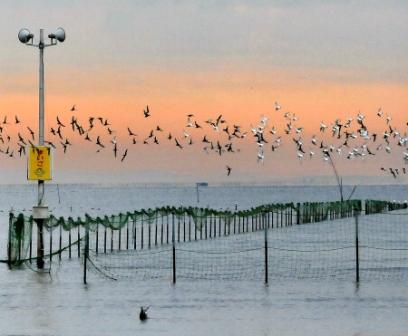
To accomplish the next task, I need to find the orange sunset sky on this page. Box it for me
[0,1,407,184]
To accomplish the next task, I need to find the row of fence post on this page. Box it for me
[135,211,360,285]
[11,210,362,285]
[9,201,363,268]
[9,209,362,285]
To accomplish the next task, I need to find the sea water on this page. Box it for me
[0,184,407,336]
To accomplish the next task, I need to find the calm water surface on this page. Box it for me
[0,184,407,336]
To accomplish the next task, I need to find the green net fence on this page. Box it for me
[6,199,364,267]
[5,199,407,282]
[86,209,408,282]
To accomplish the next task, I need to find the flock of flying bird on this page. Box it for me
[0,103,407,178]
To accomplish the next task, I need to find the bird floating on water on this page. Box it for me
[139,306,149,321]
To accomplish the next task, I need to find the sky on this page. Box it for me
[0,0,407,184]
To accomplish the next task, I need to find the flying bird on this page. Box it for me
[56,116,65,127]
[143,105,150,118]
[175,138,183,149]
[121,149,128,162]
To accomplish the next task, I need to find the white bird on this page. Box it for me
[357,113,365,123]
[274,102,281,111]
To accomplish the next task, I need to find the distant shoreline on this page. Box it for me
[0,182,406,188]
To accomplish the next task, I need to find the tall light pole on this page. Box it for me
[18,27,66,269]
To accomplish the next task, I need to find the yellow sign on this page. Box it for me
[27,146,52,180]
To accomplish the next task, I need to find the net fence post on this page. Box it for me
[355,211,360,283]
[83,224,89,285]
[7,212,13,268]
[264,212,268,285]
[172,213,176,284]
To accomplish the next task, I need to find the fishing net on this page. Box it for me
[6,198,407,282]
[86,213,355,281]
[359,211,408,280]
[7,200,361,266]
[86,209,408,282]
[7,213,33,266]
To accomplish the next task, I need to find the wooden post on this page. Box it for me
[218,216,221,236]
[118,228,122,250]
[177,215,180,243]
[166,214,169,244]
[133,217,137,250]
[271,212,274,229]
[160,214,163,245]
[95,223,99,254]
[155,216,158,246]
[103,225,107,254]
[69,227,72,258]
[280,210,283,228]
[183,213,186,242]
[290,208,293,226]
[195,215,198,240]
[141,217,144,250]
[205,216,208,239]
[264,213,268,285]
[237,215,241,234]
[49,227,53,262]
[188,214,191,241]
[110,228,113,252]
[58,224,61,261]
[172,213,176,284]
[148,221,151,249]
[7,212,13,267]
[77,226,81,258]
[296,203,300,224]
[200,217,203,240]
[355,212,360,283]
[126,219,129,250]
[83,225,89,285]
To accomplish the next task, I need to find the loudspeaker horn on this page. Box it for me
[18,28,33,44]
[54,27,66,42]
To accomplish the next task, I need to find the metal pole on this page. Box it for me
[355,212,360,283]
[36,29,45,269]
